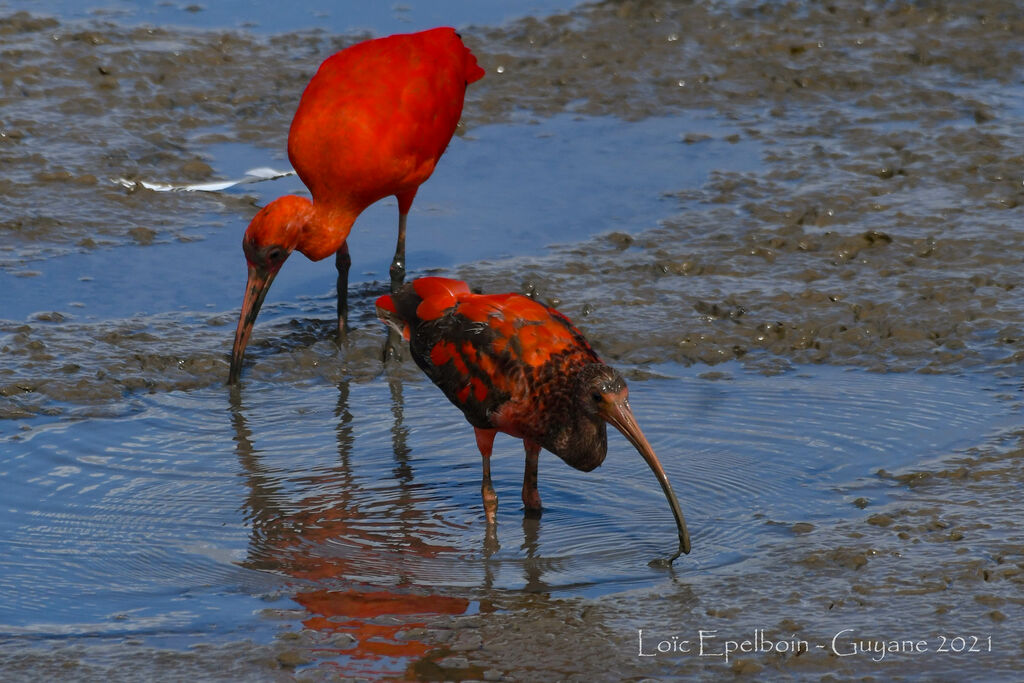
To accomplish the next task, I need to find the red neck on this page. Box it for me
[294,201,361,262]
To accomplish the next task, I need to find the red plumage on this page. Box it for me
[287,28,485,259]
[229,29,484,383]
[377,277,691,561]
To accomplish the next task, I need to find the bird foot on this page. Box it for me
[381,340,401,362]
[483,524,500,556]
[381,328,403,362]
[482,485,498,525]
[522,489,542,516]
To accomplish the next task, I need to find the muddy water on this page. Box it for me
[2,0,1024,680]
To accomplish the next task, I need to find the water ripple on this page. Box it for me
[0,363,1014,639]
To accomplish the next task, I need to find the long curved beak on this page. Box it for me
[228,264,277,384]
[603,397,691,562]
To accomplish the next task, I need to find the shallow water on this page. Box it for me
[2,0,1024,680]
[3,364,1015,669]
[0,0,587,35]
[0,113,755,321]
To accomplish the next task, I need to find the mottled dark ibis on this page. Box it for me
[229,28,485,383]
[376,277,691,563]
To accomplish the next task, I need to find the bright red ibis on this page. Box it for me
[376,277,691,563]
[228,28,485,383]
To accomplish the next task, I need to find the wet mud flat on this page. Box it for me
[2,0,1024,403]
[2,0,1024,680]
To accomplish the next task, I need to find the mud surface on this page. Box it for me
[2,0,1024,409]
[2,0,1024,680]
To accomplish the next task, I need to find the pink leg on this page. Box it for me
[474,427,499,525]
[522,440,542,512]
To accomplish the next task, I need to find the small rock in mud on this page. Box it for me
[129,227,157,245]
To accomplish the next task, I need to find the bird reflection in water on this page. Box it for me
[227,383,469,676]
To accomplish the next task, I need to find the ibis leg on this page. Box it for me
[475,427,499,525]
[389,212,408,293]
[335,243,351,338]
[382,212,408,361]
[522,440,542,513]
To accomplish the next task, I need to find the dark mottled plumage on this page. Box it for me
[376,277,692,561]
[380,276,621,472]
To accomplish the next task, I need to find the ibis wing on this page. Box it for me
[409,289,599,431]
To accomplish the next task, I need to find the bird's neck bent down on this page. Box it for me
[295,204,361,262]
[549,415,608,473]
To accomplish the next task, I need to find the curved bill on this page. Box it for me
[228,265,277,384]
[603,397,691,563]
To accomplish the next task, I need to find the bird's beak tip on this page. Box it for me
[604,397,692,562]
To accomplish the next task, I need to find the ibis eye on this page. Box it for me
[591,391,602,403]
[266,247,284,263]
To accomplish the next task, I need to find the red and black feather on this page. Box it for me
[376,277,607,468]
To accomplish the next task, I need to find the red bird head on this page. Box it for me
[229,195,313,384]
[241,195,312,272]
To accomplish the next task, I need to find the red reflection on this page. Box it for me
[296,588,470,662]
[230,381,472,678]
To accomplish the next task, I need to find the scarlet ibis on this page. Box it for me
[228,28,485,383]
[376,277,691,563]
